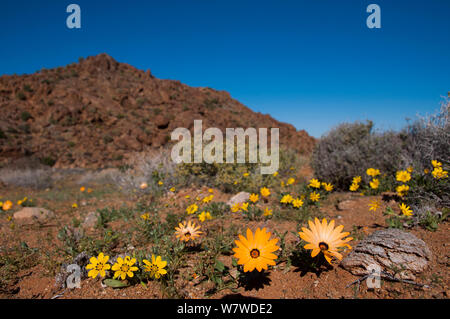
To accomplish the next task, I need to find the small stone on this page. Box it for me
[13,207,55,224]
[82,211,99,230]
[227,192,250,207]
[337,200,353,211]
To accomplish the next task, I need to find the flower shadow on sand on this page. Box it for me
[238,270,271,291]
[290,248,333,277]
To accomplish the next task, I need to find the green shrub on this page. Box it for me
[21,111,32,121]
[40,156,56,167]
[16,91,26,101]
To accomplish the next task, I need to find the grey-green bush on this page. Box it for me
[311,99,449,209]
[311,121,406,189]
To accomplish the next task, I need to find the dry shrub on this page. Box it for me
[0,168,53,189]
[402,99,450,208]
[100,149,179,193]
[311,121,406,189]
[403,99,449,171]
[311,98,449,209]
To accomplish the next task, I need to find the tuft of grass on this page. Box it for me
[0,243,39,293]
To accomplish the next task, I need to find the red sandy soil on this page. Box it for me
[1,186,448,299]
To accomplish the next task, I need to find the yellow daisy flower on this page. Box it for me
[240,202,249,212]
[143,255,167,279]
[432,167,448,179]
[369,178,379,189]
[396,170,411,183]
[396,184,410,197]
[431,160,442,168]
[231,203,241,213]
[366,168,380,177]
[263,207,273,216]
[309,192,320,202]
[249,193,259,203]
[86,253,111,279]
[322,182,334,192]
[198,211,212,222]
[292,198,304,208]
[280,194,293,204]
[260,187,271,197]
[202,194,214,204]
[368,200,380,212]
[111,256,138,280]
[308,178,321,189]
[186,203,198,215]
[352,176,362,184]
[399,203,413,216]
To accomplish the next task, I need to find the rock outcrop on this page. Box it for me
[0,53,315,169]
[341,228,432,280]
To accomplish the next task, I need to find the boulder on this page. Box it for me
[227,192,250,207]
[341,228,431,280]
[13,207,55,224]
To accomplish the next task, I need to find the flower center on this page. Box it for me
[184,231,191,238]
[319,242,329,251]
[121,265,129,272]
[250,249,260,259]
[96,263,104,271]
[150,265,158,273]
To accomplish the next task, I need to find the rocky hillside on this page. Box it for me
[0,53,315,169]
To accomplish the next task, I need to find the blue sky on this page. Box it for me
[1,0,449,137]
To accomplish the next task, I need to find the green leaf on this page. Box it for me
[231,258,238,267]
[215,261,225,273]
[103,279,129,288]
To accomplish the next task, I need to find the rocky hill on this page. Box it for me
[0,53,315,169]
